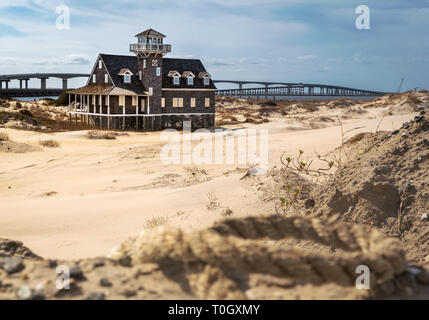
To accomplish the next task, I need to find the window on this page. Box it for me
[143,59,147,69]
[187,77,194,86]
[124,74,131,83]
[156,67,161,76]
[139,71,142,80]
[161,98,165,108]
[92,74,96,83]
[99,60,102,69]
[204,77,210,86]
[149,87,153,96]
[191,98,196,107]
[173,76,180,85]
[104,74,108,83]
[173,98,184,108]
[205,98,210,108]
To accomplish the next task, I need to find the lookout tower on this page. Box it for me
[130,28,171,114]
[129,28,171,57]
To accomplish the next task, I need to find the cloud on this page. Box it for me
[0,0,427,91]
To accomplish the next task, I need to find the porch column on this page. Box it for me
[135,97,139,131]
[122,96,125,130]
[107,95,110,130]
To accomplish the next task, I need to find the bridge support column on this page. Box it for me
[239,84,242,98]
[25,79,28,89]
[39,77,48,90]
[19,80,23,90]
[265,84,268,100]
[62,79,68,91]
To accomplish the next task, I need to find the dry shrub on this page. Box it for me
[0,132,9,141]
[221,207,233,216]
[207,193,220,210]
[347,132,366,144]
[39,139,61,148]
[86,131,128,140]
[144,216,168,229]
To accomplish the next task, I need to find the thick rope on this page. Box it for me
[112,215,406,289]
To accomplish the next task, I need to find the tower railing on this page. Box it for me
[130,43,171,54]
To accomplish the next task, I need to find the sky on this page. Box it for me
[0,0,428,91]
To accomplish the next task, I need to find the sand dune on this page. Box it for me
[0,106,416,259]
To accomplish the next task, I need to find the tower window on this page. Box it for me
[161,98,165,108]
[99,60,102,69]
[143,59,147,69]
[104,74,108,83]
[173,76,180,85]
[205,98,210,108]
[124,75,131,83]
[92,74,96,83]
[204,77,210,86]
[191,98,196,107]
[149,87,153,96]
[156,67,161,76]
[139,71,142,80]
[187,77,194,86]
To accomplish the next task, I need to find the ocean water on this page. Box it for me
[13,97,59,101]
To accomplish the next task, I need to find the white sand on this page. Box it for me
[0,109,415,260]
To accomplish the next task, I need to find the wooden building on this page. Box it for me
[67,29,216,131]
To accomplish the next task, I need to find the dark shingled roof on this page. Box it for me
[90,54,216,93]
[100,54,147,95]
[135,28,165,38]
[162,58,216,89]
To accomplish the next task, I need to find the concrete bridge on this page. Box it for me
[213,80,388,99]
[0,73,89,98]
[0,74,388,99]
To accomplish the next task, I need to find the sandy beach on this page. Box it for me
[0,94,420,259]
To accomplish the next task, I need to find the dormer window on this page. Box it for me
[182,71,195,86]
[198,72,212,86]
[118,68,133,84]
[168,71,181,86]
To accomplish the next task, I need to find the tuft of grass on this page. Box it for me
[39,139,61,148]
[143,216,168,229]
[0,132,10,142]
